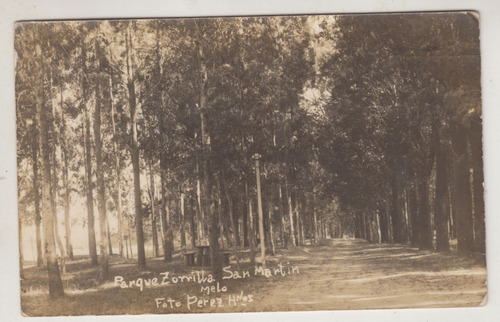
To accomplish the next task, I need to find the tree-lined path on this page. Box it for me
[16,12,485,315]
[249,239,486,311]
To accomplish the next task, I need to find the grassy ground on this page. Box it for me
[20,238,487,316]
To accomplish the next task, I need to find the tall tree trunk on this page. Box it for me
[280,212,287,246]
[268,203,276,255]
[196,43,222,278]
[278,185,287,247]
[246,182,256,266]
[125,234,129,259]
[312,194,319,243]
[190,195,197,248]
[360,213,366,240]
[160,167,172,261]
[390,177,401,243]
[36,45,64,297]
[196,75,222,278]
[375,212,382,243]
[195,158,205,242]
[157,88,174,261]
[83,111,98,265]
[62,145,73,260]
[408,183,419,247]
[364,213,372,242]
[417,170,433,250]
[379,204,389,243]
[50,74,66,275]
[106,220,113,255]
[180,190,186,252]
[166,203,174,256]
[451,122,474,254]
[253,156,266,269]
[129,77,146,268]
[80,36,98,266]
[449,184,457,239]
[241,182,249,247]
[94,67,109,279]
[371,212,379,243]
[285,90,298,246]
[216,184,225,249]
[297,201,305,246]
[148,162,159,257]
[354,213,361,239]
[32,125,44,266]
[109,76,124,258]
[285,179,296,246]
[52,196,66,274]
[294,201,301,245]
[401,189,409,244]
[434,121,450,251]
[127,216,134,259]
[469,117,485,254]
[60,88,73,261]
[222,172,240,269]
[239,94,254,261]
[232,195,240,247]
[126,26,146,269]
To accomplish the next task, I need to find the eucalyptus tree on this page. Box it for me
[440,15,481,254]
[190,18,231,278]
[270,17,315,246]
[104,19,194,268]
[97,20,163,268]
[136,19,199,260]
[72,22,100,265]
[90,23,113,278]
[398,13,481,253]
[315,13,483,253]
[16,76,38,273]
[15,22,64,298]
[220,16,315,249]
[15,44,44,266]
[32,23,75,272]
[124,21,147,268]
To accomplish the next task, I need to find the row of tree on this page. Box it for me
[315,13,484,255]
[16,13,484,299]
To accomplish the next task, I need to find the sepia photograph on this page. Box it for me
[14,12,487,316]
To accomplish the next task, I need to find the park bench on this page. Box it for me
[192,245,231,266]
[196,245,210,266]
[183,251,196,266]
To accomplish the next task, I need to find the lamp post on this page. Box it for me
[253,153,266,269]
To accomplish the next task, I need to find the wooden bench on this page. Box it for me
[196,245,210,266]
[193,246,231,266]
[183,251,196,266]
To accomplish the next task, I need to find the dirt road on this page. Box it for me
[245,239,487,311]
[21,238,487,315]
